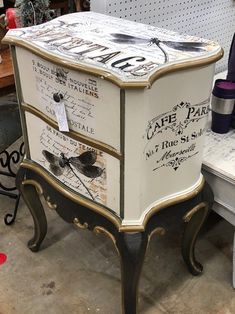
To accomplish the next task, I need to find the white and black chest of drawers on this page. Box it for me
[3,12,222,313]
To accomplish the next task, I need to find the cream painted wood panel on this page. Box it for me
[124,65,214,223]
[25,112,120,214]
[16,47,121,152]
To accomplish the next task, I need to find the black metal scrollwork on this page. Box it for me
[0,142,25,225]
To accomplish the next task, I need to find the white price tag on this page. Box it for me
[54,101,69,132]
[0,0,3,8]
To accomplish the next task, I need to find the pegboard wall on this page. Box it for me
[91,0,235,73]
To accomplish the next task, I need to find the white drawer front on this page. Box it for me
[16,47,121,152]
[25,112,120,215]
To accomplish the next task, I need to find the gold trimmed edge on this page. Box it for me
[182,202,209,273]
[119,89,125,219]
[3,37,223,88]
[148,227,166,241]
[119,177,205,232]
[45,196,57,210]
[21,159,122,229]
[73,217,89,229]
[147,227,166,250]
[20,160,205,232]
[147,49,224,87]
[22,179,43,195]
[183,202,207,222]
[93,226,119,255]
[22,103,122,160]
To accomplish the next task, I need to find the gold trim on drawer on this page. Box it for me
[73,217,89,230]
[20,159,205,233]
[3,38,223,89]
[22,179,43,196]
[21,159,122,229]
[22,103,122,160]
[183,202,207,222]
[119,177,205,232]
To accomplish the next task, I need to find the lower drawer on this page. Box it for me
[24,111,121,215]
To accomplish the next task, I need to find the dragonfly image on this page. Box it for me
[110,33,208,63]
[42,150,103,201]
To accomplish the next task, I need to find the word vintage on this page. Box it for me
[21,22,160,77]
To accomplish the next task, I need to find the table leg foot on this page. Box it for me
[28,238,42,252]
[116,232,148,314]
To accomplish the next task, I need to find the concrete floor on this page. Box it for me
[0,185,235,314]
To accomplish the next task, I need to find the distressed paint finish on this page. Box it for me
[4,12,222,85]
[6,12,223,313]
[5,12,222,225]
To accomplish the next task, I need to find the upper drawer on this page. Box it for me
[16,47,121,153]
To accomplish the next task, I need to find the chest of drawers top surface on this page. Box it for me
[3,12,222,87]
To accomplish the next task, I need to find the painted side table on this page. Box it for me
[3,12,222,313]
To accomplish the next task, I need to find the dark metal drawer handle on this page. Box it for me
[53,93,63,103]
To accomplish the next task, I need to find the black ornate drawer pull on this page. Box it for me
[53,93,63,103]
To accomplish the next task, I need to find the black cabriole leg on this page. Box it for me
[16,167,47,252]
[116,232,148,314]
[181,181,214,275]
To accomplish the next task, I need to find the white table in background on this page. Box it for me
[202,129,235,288]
